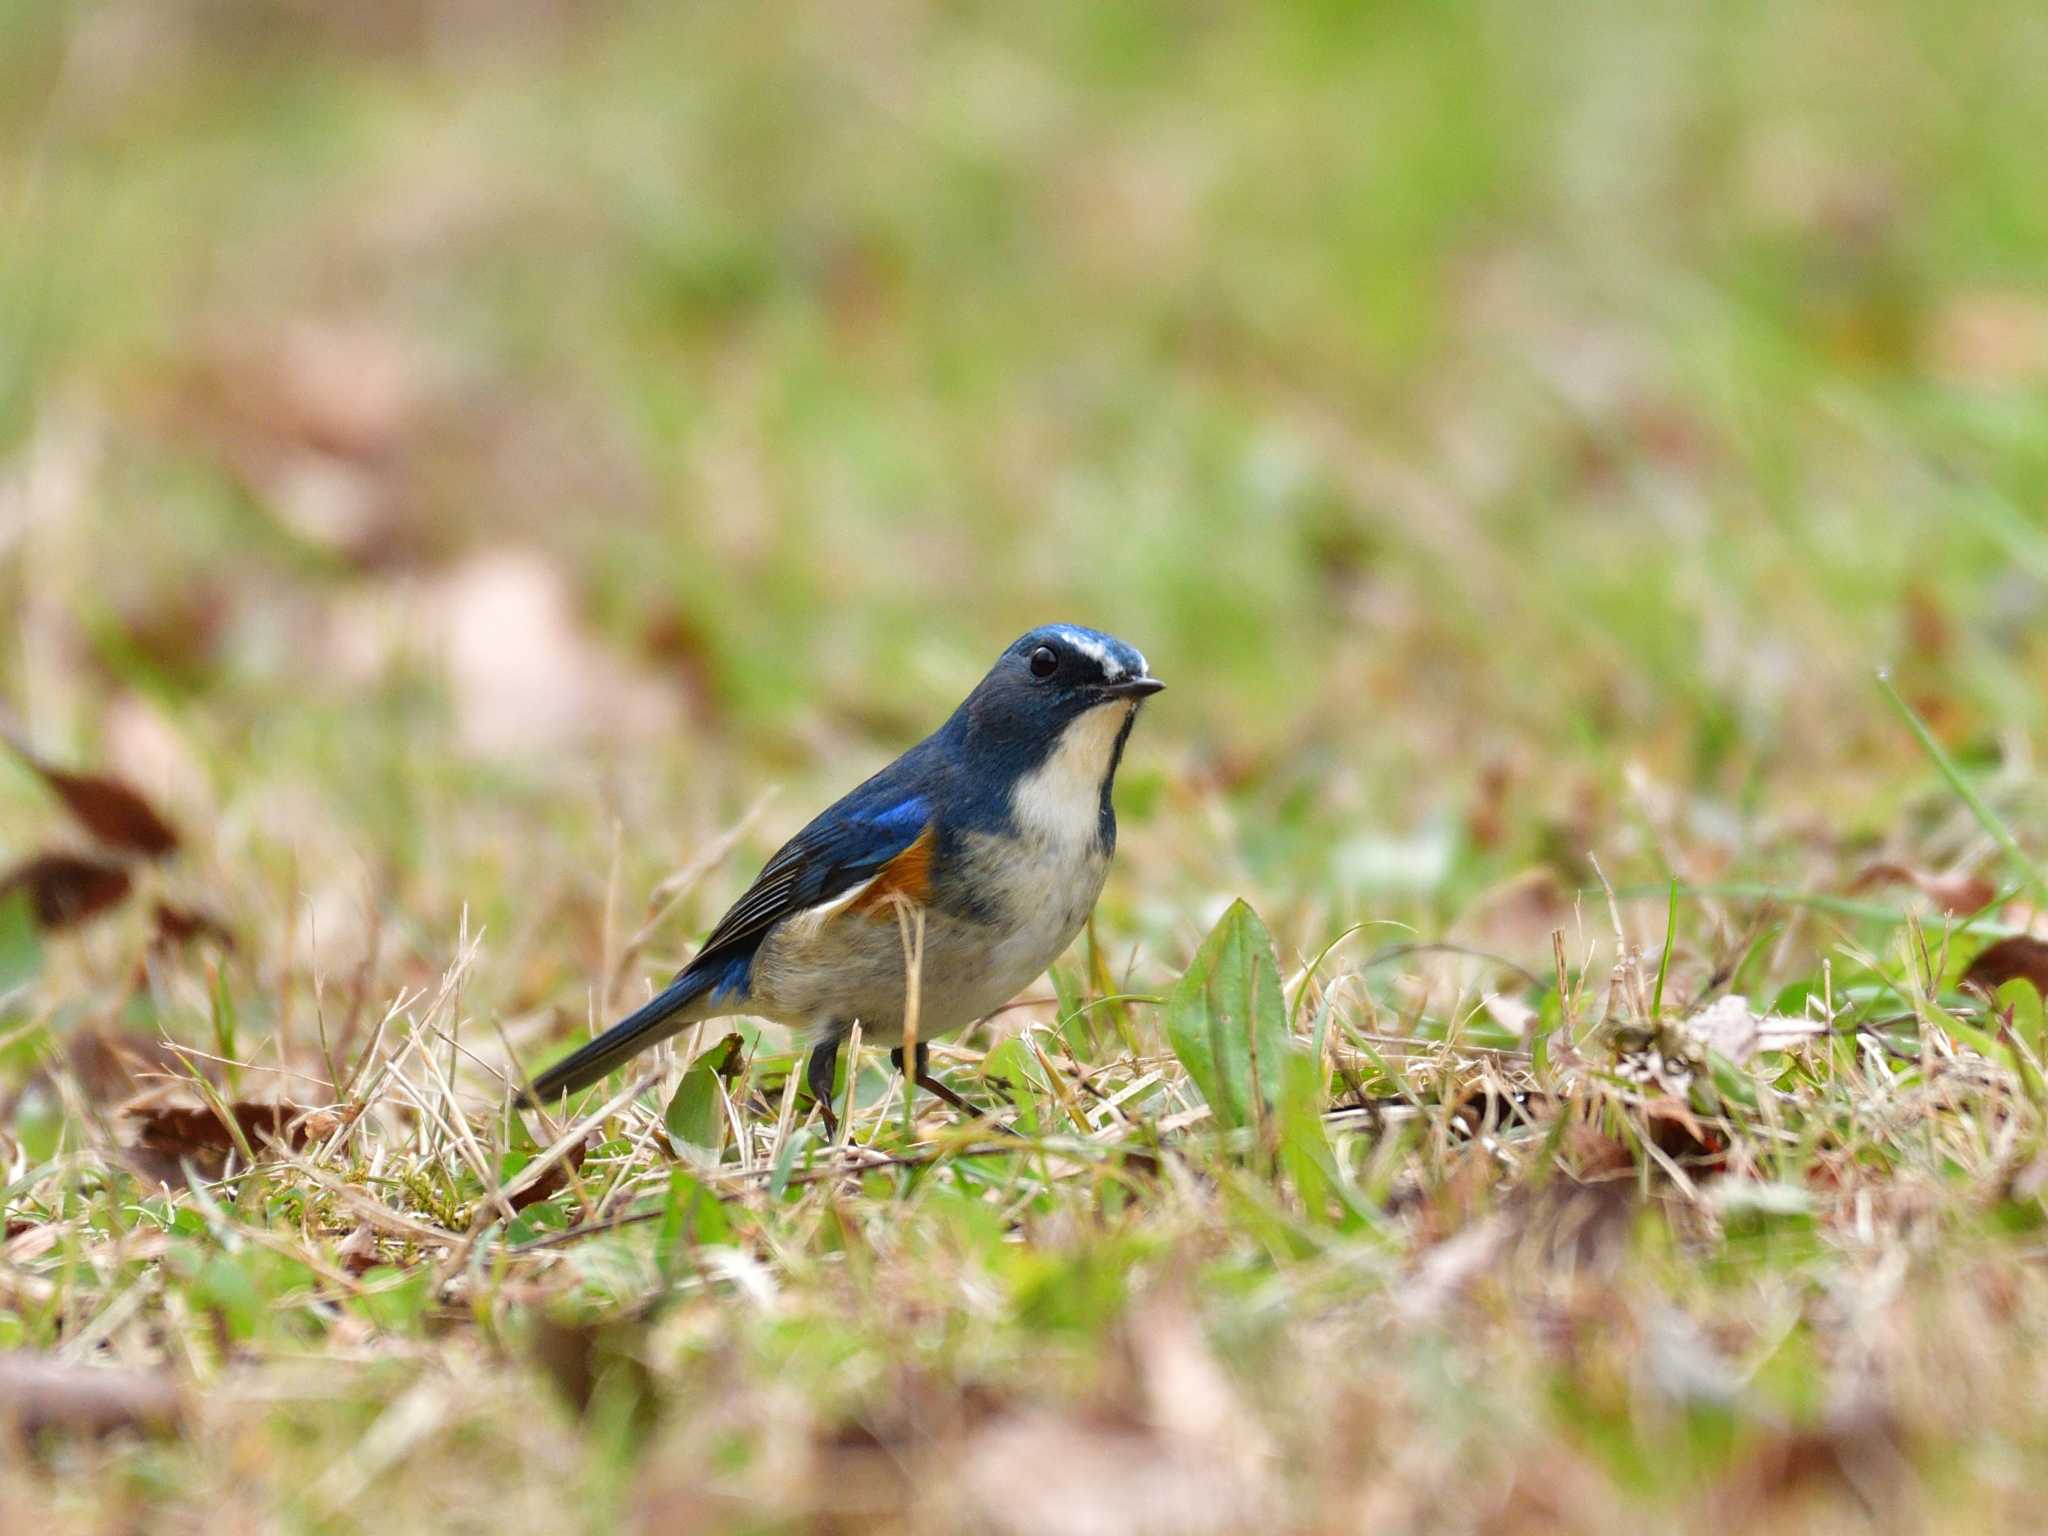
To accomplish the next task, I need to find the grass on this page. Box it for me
[5,0,2048,1529]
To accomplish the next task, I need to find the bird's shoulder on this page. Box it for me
[687,739,964,962]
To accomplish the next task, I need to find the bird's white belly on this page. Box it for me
[746,827,1109,1046]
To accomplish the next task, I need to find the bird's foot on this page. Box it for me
[806,1036,843,1142]
[890,1044,1015,1133]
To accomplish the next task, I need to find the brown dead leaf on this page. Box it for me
[942,1409,1261,1536]
[1464,758,1512,851]
[639,606,724,728]
[150,901,234,952]
[105,584,232,686]
[0,1354,183,1439]
[264,318,423,460]
[1642,1096,1727,1170]
[334,1223,380,1276]
[1849,862,1995,917]
[1961,937,2048,999]
[102,695,215,825]
[1508,1173,1640,1272]
[63,1026,189,1104]
[0,854,133,930]
[154,317,443,569]
[438,550,682,759]
[530,1313,656,1430]
[0,729,179,857]
[121,1097,322,1183]
[508,1136,589,1214]
[1454,867,1573,965]
[1558,1122,1637,1180]
[1713,1400,1911,1520]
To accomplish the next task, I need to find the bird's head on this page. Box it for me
[951,625,1162,821]
[965,624,1161,736]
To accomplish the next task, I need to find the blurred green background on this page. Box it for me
[3,0,2048,980]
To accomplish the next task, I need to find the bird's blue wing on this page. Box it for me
[688,790,934,972]
[522,777,940,1103]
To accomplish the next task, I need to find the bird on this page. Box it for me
[520,624,1163,1135]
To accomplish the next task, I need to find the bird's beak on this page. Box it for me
[1097,676,1165,700]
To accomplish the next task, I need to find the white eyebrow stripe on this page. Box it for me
[1056,628,1127,679]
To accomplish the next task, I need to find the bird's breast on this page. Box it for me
[743,824,1110,1044]
[1008,700,1135,853]
[942,823,1110,991]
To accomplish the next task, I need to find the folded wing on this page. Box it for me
[520,791,935,1103]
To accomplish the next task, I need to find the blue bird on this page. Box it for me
[521,625,1163,1134]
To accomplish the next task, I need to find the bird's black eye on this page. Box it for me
[1028,645,1059,679]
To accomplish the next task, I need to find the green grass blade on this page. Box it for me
[1650,876,1677,1020]
[1877,669,2046,898]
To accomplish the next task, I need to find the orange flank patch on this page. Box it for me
[847,824,936,916]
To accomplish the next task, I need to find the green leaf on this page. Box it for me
[194,1253,265,1340]
[352,1266,434,1334]
[0,889,39,999]
[1165,899,1290,1133]
[664,1065,725,1157]
[1878,669,2047,898]
[983,1036,1043,1136]
[1085,916,1139,1057]
[1703,1049,1758,1111]
[210,964,240,1089]
[767,1119,803,1198]
[656,1167,729,1273]
[1651,876,1678,1019]
[1050,964,1090,1056]
[1277,1047,1337,1226]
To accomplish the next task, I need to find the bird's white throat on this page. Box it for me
[1010,700,1132,846]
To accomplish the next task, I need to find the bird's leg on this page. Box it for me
[806,1035,843,1140]
[890,1042,983,1120]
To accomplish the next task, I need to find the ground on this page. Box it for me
[4,1,2048,1531]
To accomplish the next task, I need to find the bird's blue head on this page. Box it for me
[963,624,1161,741]
[946,625,1162,844]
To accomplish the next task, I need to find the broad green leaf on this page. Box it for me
[352,1266,434,1334]
[194,1253,265,1340]
[1050,964,1090,1057]
[504,1107,541,1155]
[983,1036,1042,1136]
[1277,1047,1338,1225]
[656,1167,729,1271]
[1703,1049,1758,1111]
[663,1033,742,1156]
[0,890,39,999]
[767,1118,803,1198]
[664,1065,724,1156]
[1165,899,1290,1132]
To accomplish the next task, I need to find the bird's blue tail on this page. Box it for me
[518,966,720,1106]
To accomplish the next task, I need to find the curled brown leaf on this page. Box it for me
[1849,862,1995,917]
[151,901,235,952]
[507,1136,589,1214]
[1,728,179,857]
[63,1026,189,1104]
[0,854,133,930]
[1961,937,2048,999]
[121,1097,326,1184]
[0,1355,183,1439]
